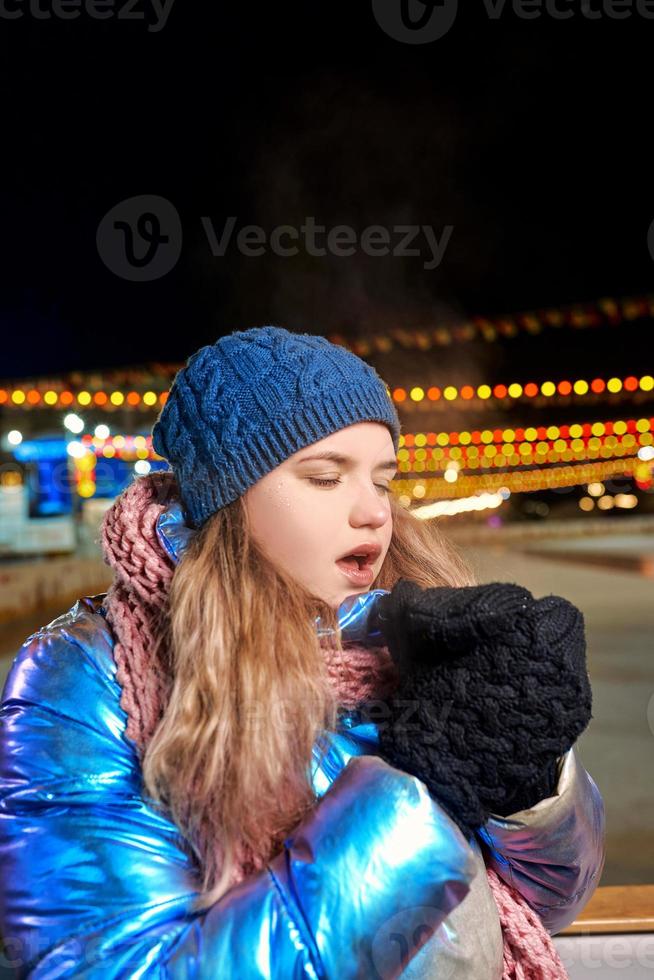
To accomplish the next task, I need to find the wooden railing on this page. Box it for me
[559,884,654,935]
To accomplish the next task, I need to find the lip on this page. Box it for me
[334,542,381,589]
[335,559,376,587]
[335,542,382,565]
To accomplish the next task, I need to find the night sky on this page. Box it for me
[1,1,652,385]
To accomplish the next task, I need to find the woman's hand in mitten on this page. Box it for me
[374,578,539,674]
[366,579,593,837]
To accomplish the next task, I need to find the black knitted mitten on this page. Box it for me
[364,579,592,837]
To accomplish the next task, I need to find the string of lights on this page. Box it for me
[1,372,652,413]
[328,293,654,354]
[389,374,653,408]
[0,388,166,409]
[396,433,652,473]
[392,455,644,505]
[398,414,654,448]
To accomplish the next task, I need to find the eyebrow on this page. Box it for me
[295,451,398,472]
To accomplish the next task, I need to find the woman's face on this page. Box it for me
[243,422,397,609]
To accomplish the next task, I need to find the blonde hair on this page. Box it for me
[141,492,477,912]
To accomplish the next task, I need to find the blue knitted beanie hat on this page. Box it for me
[151,325,401,529]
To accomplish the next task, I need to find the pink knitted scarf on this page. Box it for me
[100,472,567,979]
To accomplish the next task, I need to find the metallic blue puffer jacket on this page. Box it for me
[0,501,605,979]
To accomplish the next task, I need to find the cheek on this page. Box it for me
[248,482,319,563]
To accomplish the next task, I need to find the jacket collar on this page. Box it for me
[155,499,197,565]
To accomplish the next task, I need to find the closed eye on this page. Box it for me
[308,477,391,493]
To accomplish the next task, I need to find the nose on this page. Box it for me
[349,480,390,529]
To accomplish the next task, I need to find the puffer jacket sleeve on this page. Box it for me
[476,747,606,935]
[0,597,477,979]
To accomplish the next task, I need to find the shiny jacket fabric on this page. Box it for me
[0,502,605,979]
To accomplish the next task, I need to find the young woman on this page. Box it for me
[0,325,605,978]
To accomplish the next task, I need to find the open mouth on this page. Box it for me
[335,547,379,585]
[335,542,381,567]
[337,554,371,571]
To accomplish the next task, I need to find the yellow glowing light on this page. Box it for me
[75,454,95,473]
[77,391,92,406]
[477,385,491,399]
[44,390,58,405]
[443,387,458,401]
[607,378,622,393]
[410,387,425,401]
[110,391,125,405]
[11,390,26,404]
[573,380,589,395]
[541,382,556,396]
[615,493,638,509]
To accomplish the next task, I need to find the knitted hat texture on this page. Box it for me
[152,325,401,528]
